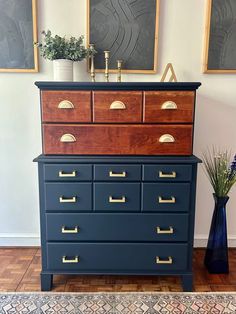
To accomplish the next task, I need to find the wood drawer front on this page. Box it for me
[93,91,142,123]
[43,124,193,155]
[94,183,140,212]
[94,165,141,181]
[46,213,189,242]
[144,91,195,123]
[143,165,192,182]
[45,183,92,211]
[44,164,92,181]
[47,243,188,271]
[142,183,190,212]
[41,91,91,123]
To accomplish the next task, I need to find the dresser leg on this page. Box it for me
[181,274,193,292]
[41,273,53,291]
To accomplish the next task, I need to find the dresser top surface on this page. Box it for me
[35,82,201,91]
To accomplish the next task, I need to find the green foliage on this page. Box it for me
[35,30,96,62]
[202,148,236,197]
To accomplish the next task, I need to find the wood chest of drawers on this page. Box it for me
[34,82,201,291]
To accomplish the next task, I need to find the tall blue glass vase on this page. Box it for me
[204,194,229,273]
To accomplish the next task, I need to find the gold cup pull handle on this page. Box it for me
[110,101,126,110]
[159,134,175,143]
[62,226,79,234]
[161,101,177,110]
[59,171,77,178]
[58,100,75,109]
[109,171,126,178]
[158,196,176,204]
[159,171,176,178]
[156,256,173,264]
[62,256,79,264]
[59,196,77,203]
[156,226,174,234]
[60,134,76,143]
[109,196,126,203]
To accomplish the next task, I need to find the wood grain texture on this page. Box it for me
[93,91,142,123]
[143,91,195,123]
[43,124,193,155]
[41,91,91,122]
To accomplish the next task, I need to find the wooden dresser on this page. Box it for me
[34,82,201,291]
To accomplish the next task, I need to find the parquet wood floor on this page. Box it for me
[0,248,235,292]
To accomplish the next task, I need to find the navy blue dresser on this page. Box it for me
[34,82,201,291]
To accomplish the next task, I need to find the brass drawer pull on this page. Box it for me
[59,171,77,177]
[62,256,79,264]
[109,196,126,203]
[156,256,173,264]
[60,134,76,143]
[161,101,177,110]
[159,171,176,178]
[156,226,174,234]
[58,100,75,109]
[158,196,176,204]
[159,134,175,143]
[109,171,126,178]
[62,226,79,234]
[110,101,126,110]
[59,196,77,203]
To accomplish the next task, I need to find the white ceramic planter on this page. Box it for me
[53,59,73,81]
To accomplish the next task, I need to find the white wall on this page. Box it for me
[1,0,236,246]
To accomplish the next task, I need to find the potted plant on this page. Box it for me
[35,30,94,81]
[203,149,236,273]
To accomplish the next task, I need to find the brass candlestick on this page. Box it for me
[89,44,96,82]
[104,50,110,82]
[117,60,123,82]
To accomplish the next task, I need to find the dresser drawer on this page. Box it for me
[93,91,142,123]
[45,183,92,211]
[46,213,189,242]
[47,243,188,271]
[44,164,92,181]
[41,91,91,123]
[43,124,193,155]
[143,165,192,182]
[94,165,141,181]
[94,183,140,212]
[143,91,195,123]
[142,183,190,212]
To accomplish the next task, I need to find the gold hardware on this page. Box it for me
[89,44,96,82]
[62,256,79,264]
[160,63,177,82]
[60,134,76,143]
[109,171,126,178]
[158,196,176,204]
[159,171,176,178]
[59,196,77,203]
[117,60,123,82]
[156,226,174,234]
[161,101,177,110]
[58,100,74,109]
[59,171,77,178]
[104,50,110,82]
[156,256,173,264]
[159,134,175,143]
[110,101,126,110]
[109,196,126,203]
[62,226,79,234]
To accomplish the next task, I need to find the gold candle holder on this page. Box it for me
[104,50,110,82]
[117,60,123,82]
[89,44,95,82]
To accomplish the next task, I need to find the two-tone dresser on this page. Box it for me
[34,82,201,291]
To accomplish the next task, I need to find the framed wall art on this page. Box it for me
[0,0,38,73]
[87,0,159,73]
[203,0,236,73]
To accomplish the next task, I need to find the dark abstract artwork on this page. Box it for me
[88,0,159,72]
[206,0,236,72]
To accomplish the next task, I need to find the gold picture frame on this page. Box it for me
[203,0,236,73]
[87,0,159,74]
[0,0,38,73]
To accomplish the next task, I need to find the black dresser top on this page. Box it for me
[35,82,201,91]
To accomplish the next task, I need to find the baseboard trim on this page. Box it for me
[194,235,236,248]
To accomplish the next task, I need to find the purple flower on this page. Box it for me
[231,154,236,172]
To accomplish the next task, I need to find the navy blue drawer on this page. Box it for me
[143,165,192,182]
[94,183,140,212]
[142,183,190,212]
[44,164,92,181]
[45,183,92,211]
[46,213,189,242]
[94,165,141,181]
[47,243,188,271]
